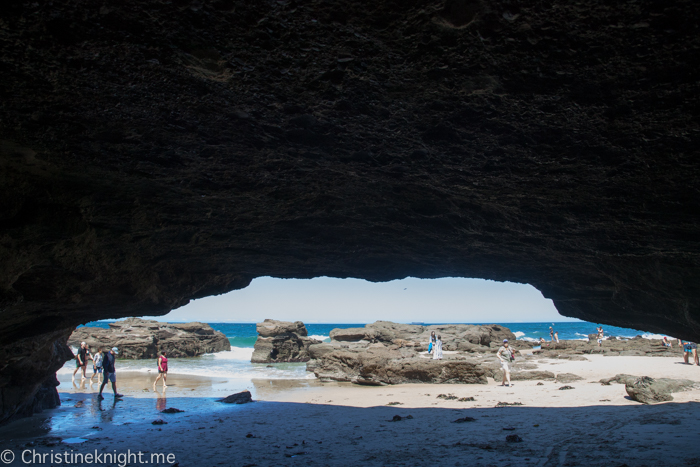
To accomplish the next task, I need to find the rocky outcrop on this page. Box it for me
[251,320,321,363]
[329,321,516,349]
[309,344,489,385]
[2,0,700,422]
[625,376,698,404]
[68,318,230,359]
[309,323,686,385]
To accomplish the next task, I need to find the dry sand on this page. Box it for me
[1,355,699,466]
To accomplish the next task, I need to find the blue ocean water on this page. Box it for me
[82,320,663,347]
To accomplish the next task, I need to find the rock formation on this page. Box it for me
[308,323,684,385]
[68,318,230,359]
[1,0,699,421]
[601,374,698,404]
[251,319,321,363]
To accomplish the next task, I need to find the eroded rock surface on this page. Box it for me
[1,0,699,421]
[625,376,698,404]
[68,318,230,359]
[251,319,321,363]
[310,323,686,385]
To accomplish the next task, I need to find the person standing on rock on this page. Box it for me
[433,335,443,360]
[554,331,559,343]
[429,331,436,355]
[153,351,168,389]
[497,339,514,387]
[98,347,123,399]
[597,327,604,347]
[549,327,554,342]
[72,342,89,380]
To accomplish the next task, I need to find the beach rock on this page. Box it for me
[309,344,488,385]
[328,321,515,349]
[256,320,307,338]
[219,391,254,404]
[624,376,698,404]
[68,318,230,359]
[556,373,584,383]
[506,434,523,443]
[251,320,321,363]
[161,408,184,413]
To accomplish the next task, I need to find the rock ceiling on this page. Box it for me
[0,0,698,420]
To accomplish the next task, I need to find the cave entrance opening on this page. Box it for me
[151,276,567,325]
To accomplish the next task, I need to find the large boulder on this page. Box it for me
[256,319,308,338]
[625,376,698,404]
[251,320,320,363]
[68,318,230,359]
[309,343,488,385]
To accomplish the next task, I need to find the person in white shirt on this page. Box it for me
[497,339,514,387]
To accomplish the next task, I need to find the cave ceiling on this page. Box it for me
[1,0,699,345]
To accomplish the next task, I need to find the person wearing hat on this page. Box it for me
[497,339,514,387]
[98,347,123,399]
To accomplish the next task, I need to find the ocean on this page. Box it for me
[59,321,664,383]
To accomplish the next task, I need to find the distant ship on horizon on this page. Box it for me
[410,322,425,325]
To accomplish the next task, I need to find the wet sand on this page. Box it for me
[1,355,699,466]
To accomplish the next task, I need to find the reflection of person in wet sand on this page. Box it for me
[153,351,168,390]
[156,388,167,412]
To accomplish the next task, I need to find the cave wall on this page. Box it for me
[1,0,699,422]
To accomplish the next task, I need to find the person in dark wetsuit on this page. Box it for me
[98,347,123,399]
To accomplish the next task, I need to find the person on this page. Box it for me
[554,331,559,343]
[90,347,103,383]
[433,335,443,360]
[597,327,604,347]
[428,331,436,355]
[539,337,549,348]
[549,327,554,342]
[72,342,89,380]
[682,341,692,364]
[153,351,168,389]
[497,339,514,387]
[98,347,123,399]
[694,342,699,366]
[662,337,672,348]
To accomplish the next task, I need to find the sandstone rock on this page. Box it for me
[251,320,320,363]
[68,318,230,359]
[556,373,584,383]
[218,391,253,404]
[2,0,700,425]
[625,376,698,404]
[256,319,307,338]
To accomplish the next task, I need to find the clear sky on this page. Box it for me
[148,276,580,324]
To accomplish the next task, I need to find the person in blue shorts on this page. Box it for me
[98,347,123,399]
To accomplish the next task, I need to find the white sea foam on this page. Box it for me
[308,335,330,342]
[513,331,526,338]
[520,337,539,343]
[642,333,664,340]
[210,347,254,361]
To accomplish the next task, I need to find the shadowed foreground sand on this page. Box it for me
[1,355,699,466]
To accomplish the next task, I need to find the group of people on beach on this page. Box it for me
[72,342,170,399]
[72,342,122,399]
[428,331,443,360]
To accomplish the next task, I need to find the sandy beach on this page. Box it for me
[1,353,699,466]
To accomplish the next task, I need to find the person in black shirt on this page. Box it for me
[98,347,123,399]
[72,342,89,380]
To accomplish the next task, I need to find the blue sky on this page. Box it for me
[149,276,580,324]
